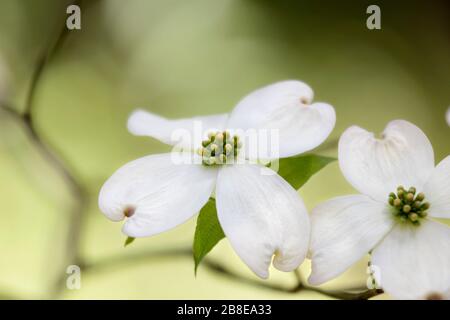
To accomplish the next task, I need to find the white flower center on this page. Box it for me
[197,130,242,166]
[388,186,430,226]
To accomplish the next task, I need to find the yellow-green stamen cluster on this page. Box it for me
[198,131,242,166]
[388,186,430,226]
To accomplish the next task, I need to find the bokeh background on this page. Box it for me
[0,0,449,299]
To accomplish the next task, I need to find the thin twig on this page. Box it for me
[23,1,78,118]
[202,259,383,299]
[81,247,383,300]
[1,103,87,299]
[26,0,86,298]
[0,0,86,298]
[80,247,193,272]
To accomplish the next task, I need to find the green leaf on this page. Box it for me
[124,236,135,247]
[193,198,225,274]
[276,154,336,190]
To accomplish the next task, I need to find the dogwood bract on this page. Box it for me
[309,120,450,299]
[99,80,335,278]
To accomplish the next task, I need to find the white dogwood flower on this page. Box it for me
[309,120,450,299]
[99,80,335,278]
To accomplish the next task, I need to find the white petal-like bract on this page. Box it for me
[371,220,450,299]
[99,153,217,237]
[423,156,450,219]
[339,120,435,202]
[216,164,310,278]
[308,195,395,285]
[226,81,335,159]
[128,109,228,150]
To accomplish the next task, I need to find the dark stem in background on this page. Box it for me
[81,247,382,300]
[0,1,379,300]
[1,104,87,297]
[1,0,87,298]
[23,20,69,119]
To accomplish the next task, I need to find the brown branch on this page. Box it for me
[25,0,87,298]
[0,0,86,299]
[80,247,383,300]
[80,247,193,272]
[202,258,383,300]
[23,0,78,118]
[1,103,87,299]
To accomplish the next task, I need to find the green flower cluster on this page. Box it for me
[198,131,242,166]
[388,186,430,225]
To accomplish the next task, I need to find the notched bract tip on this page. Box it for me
[123,206,136,218]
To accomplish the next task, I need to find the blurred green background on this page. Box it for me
[0,0,449,299]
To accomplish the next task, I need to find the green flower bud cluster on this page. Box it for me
[388,186,430,226]
[198,131,242,166]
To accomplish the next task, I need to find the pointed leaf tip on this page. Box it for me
[277,154,336,190]
[193,198,225,274]
[124,236,135,247]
